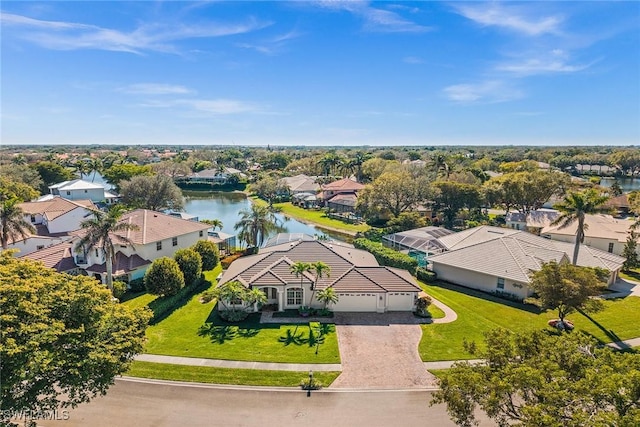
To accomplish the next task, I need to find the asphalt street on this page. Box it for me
[36,377,495,427]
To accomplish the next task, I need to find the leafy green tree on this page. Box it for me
[119,174,185,211]
[552,189,610,265]
[192,240,219,271]
[75,206,138,292]
[250,176,289,206]
[491,170,569,218]
[0,252,151,423]
[357,171,431,219]
[0,177,40,202]
[174,248,203,287]
[234,204,280,251]
[144,257,185,297]
[609,180,623,197]
[0,198,36,249]
[527,261,607,324]
[385,212,427,232]
[432,181,483,229]
[0,164,44,194]
[432,328,640,427]
[315,287,339,309]
[622,230,639,272]
[360,158,399,182]
[32,161,74,194]
[151,160,191,178]
[102,164,153,191]
[608,149,640,176]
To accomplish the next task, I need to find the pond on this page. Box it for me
[599,177,640,192]
[182,191,347,243]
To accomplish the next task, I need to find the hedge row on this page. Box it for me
[353,238,418,275]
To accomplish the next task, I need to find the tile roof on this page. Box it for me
[327,193,358,206]
[281,174,320,193]
[541,214,633,243]
[506,209,559,228]
[85,252,151,275]
[220,239,419,294]
[430,228,625,283]
[321,178,365,191]
[19,197,97,220]
[437,225,519,251]
[20,241,77,272]
[73,209,210,245]
[49,179,106,191]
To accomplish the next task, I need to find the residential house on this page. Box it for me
[219,237,422,313]
[280,174,319,195]
[177,167,246,186]
[20,241,79,274]
[320,178,365,214]
[46,179,118,205]
[603,194,632,217]
[505,208,559,234]
[72,209,210,283]
[541,214,638,257]
[428,226,624,300]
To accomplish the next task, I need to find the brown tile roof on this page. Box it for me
[19,197,97,220]
[220,240,420,294]
[321,178,365,191]
[20,241,77,272]
[73,209,210,245]
[85,252,151,275]
[327,193,358,207]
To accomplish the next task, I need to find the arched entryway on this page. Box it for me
[257,286,279,311]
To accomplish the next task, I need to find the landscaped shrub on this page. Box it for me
[145,257,185,297]
[416,268,437,282]
[219,309,249,322]
[192,240,219,271]
[174,248,203,287]
[353,238,418,274]
[128,278,146,292]
[414,295,432,318]
[221,253,243,269]
[112,280,127,299]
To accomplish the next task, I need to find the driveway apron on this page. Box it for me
[330,313,437,389]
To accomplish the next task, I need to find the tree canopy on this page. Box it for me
[192,240,219,271]
[0,252,151,422]
[432,328,640,427]
[357,171,431,219]
[119,174,185,211]
[102,164,153,191]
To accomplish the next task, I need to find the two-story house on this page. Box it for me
[46,179,118,205]
[320,178,365,214]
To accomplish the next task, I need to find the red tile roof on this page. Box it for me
[321,178,365,191]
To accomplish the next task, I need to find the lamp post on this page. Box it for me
[307,370,314,397]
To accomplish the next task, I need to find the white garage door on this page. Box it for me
[333,293,377,312]
[387,292,415,311]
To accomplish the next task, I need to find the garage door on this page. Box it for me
[387,292,415,311]
[333,293,377,312]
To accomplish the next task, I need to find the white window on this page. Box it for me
[287,288,303,305]
[156,241,162,251]
[497,278,505,290]
[172,237,178,247]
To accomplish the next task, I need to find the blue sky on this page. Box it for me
[2,1,639,146]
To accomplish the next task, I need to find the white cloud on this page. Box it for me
[237,28,303,55]
[453,4,563,36]
[496,49,596,76]
[315,1,431,33]
[443,80,524,104]
[403,56,424,64]
[119,83,194,95]
[139,98,263,115]
[0,12,271,54]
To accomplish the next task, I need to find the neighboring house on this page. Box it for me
[382,226,455,256]
[281,174,320,195]
[19,196,97,235]
[219,237,422,313]
[208,230,236,257]
[4,235,68,257]
[320,178,365,214]
[603,194,631,217]
[46,179,118,204]
[429,226,624,300]
[505,208,559,234]
[71,209,210,283]
[541,214,638,257]
[291,192,318,208]
[181,169,230,185]
[20,241,79,274]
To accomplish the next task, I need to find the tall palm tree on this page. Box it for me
[234,204,279,252]
[75,206,138,292]
[552,189,610,265]
[88,158,103,182]
[290,261,312,290]
[310,261,331,291]
[0,198,36,249]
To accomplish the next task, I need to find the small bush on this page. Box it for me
[192,240,219,271]
[416,268,437,282]
[353,238,418,274]
[300,378,323,390]
[145,257,185,297]
[128,278,146,292]
[112,280,127,299]
[174,248,203,287]
[221,253,243,269]
[219,309,249,322]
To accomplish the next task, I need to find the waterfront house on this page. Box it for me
[45,179,118,205]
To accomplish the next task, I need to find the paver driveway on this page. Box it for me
[330,313,437,389]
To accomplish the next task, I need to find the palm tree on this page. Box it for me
[552,189,610,265]
[234,204,279,252]
[201,219,223,231]
[290,261,312,290]
[75,205,138,292]
[88,158,102,182]
[0,198,36,249]
[315,287,339,310]
[310,261,331,290]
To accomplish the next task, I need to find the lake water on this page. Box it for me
[182,191,343,242]
[599,177,640,192]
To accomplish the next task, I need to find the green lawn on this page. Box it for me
[251,197,369,234]
[429,303,446,319]
[126,361,340,387]
[420,281,640,362]
[123,268,340,364]
[619,268,640,283]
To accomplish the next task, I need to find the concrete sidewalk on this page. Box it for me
[135,354,341,372]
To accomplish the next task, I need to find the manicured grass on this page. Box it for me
[124,268,340,364]
[127,361,340,387]
[619,268,640,283]
[419,281,640,362]
[429,303,446,319]
[252,197,370,234]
